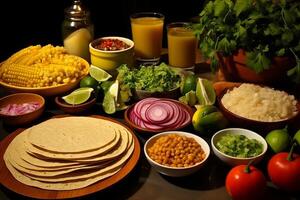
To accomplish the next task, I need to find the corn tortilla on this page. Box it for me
[25,129,121,160]
[27,117,117,153]
[5,159,122,190]
[8,152,113,177]
[4,144,134,190]
[4,116,136,190]
[20,143,134,182]
[72,129,130,163]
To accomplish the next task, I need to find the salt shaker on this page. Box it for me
[62,0,94,61]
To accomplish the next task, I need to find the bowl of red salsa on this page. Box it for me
[89,36,134,72]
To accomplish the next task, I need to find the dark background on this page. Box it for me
[0,0,205,61]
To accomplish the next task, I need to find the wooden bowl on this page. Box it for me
[0,93,45,126]
[124,98,194,134]
[54,96,97,114]
[217,84,300,134]
[0,79,81,97]
[0,61,89,97]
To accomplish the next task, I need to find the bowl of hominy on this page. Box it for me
[144,131,210,177]
[218,83,300,133]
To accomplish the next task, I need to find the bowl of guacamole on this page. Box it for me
[211,128,268,166]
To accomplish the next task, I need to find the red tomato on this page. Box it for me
[226,164,266,200]
[267,151,300,191]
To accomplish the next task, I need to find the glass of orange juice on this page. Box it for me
[167,22,197,70]
[130,12,164,65]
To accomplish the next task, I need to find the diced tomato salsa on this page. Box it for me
[95,39,130,51]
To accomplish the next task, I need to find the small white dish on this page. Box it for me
[211,128,268,166]
[144,131,210,177]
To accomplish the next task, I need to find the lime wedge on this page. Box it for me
[185,90,197,106]
[89,65,112,82]
[179,96,188,105]
[102,80,119,114]
[62,87,94,105]
[195,78,216,105]
[108,80,119,101]
[102,92,116,114]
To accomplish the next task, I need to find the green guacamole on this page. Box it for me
[216,133,263,158]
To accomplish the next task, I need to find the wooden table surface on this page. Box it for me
[0,89,299,200]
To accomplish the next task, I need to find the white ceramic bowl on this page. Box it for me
[144,131,210,177]
[211,128,268,166]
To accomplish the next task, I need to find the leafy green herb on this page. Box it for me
[116,63,180,92]
[234,0,251,17]
[193,0,300,83]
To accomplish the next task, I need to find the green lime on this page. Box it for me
[108,80,119,101]
[102,80,119,114]
[181,74,197,95]
[89,65,112,82]
[185,90,197,106]
[195,78,216,105]
[293,129,300,145]
[80,76,98,89]
[101,81,114,94]
[62,87,94,105]
[265,127,290,153]
[102,92,116,114]
[179,96,188,105]
[192,105,227,134]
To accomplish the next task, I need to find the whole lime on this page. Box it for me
[80,76,99,90]
[265,127,290,153]
[293,129,300,145]
[192,105,228,135]
[181,74,197,95]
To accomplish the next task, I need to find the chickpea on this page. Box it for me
[147,134,206,168]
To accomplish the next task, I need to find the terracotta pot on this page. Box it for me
[217,49,296,84]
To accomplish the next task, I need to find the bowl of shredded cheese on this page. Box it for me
[218,83,300,133]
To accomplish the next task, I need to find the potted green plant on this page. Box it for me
[193,0,300,84]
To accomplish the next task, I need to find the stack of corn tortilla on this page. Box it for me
[4,116,134,190]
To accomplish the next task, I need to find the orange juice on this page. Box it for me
[168,24,197,68]
[130,13,164,62]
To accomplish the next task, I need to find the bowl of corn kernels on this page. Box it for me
[0,44,89,96]
[144,131,210,177]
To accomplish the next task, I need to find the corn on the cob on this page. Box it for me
[25,45,66,65]
[0,44,89,88]
[5,45,42,65]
